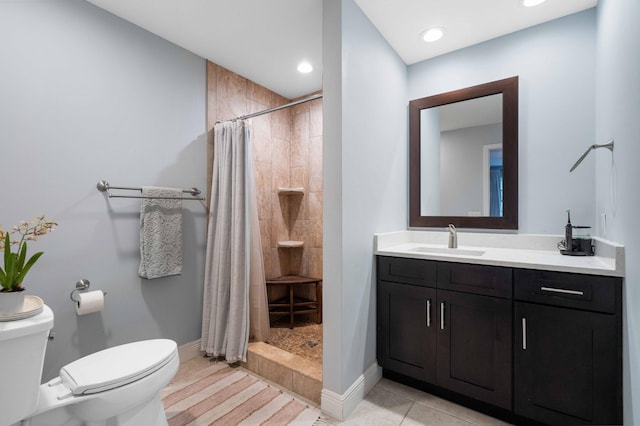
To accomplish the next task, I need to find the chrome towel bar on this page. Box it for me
[97,180,205,201]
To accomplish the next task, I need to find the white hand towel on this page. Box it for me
[138,186,183,279]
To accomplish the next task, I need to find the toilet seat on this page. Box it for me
[58,339,177,395]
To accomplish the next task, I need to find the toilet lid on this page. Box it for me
[59,339,177,395]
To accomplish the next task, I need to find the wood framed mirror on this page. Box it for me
[409,76,518,229]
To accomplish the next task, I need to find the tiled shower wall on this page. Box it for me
[205,61,323,282]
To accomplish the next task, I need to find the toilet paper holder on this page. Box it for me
[69,279,107,302]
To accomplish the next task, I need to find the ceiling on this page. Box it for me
[86,0,597,100]
[439,94,502,132]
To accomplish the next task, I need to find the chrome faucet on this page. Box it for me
[448,224,457,249]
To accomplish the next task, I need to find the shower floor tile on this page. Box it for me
[267,317,322,364]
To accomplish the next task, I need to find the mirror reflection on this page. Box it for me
[420,94,503,217]
[409,76,518,229]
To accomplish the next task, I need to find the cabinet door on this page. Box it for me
[437,289,512,409]
[514,302,621,425]
[378,281,437,382]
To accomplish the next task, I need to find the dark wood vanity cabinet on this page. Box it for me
[377,257,437,382]
[436,289,512,409]
[377,256,623,425]
[377,257,513,409]
[378,280,437,382]
[514,269,622,425]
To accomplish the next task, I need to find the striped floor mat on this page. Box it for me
[162,365,321,425]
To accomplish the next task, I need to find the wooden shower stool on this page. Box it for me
[266,275,322,329]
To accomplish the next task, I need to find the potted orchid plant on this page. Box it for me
[0,215,57,313]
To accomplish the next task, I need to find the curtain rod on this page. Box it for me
[219,93,323,123]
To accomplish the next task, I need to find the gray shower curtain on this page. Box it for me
[201,120,270,363]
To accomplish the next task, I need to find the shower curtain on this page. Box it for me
[201,120,270,363]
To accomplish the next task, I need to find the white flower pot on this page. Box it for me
[0,290,26,315]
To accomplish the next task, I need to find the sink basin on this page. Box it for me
[409,246,485,256]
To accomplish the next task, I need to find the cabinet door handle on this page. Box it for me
[540,286,584,296]
[522,317,527,350]
[440,302,445,330]
[426,299,432,327]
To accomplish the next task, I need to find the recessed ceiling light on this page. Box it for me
[297,61,313,74]
[522,0,546,7]
[421,27,445,43]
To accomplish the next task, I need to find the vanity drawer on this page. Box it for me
[437,263,512,298]
[514,269,621,314]
[377,256,436,287]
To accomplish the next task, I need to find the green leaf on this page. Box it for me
[3,233,10,269]
[16,241,27,271]
[14,251,44,287]
[0,267,6,289]
[5,253,17,289]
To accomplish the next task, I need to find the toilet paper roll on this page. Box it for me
[75,290,104,315]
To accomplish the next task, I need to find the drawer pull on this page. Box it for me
[540,286,584,296]
[522,317,527,350]
[440,302,445,330]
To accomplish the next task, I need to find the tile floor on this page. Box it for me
[243,319,324,404]
[245,342,323,404]
[168,354,509,425]
[316,378,510,426]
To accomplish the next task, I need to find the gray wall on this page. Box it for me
[439,123,502,216]
[323,0,408,397]
[0,0,207,380]
[409,10,597,233]
[595,1,640,423]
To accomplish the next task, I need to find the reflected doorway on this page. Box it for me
[483,144,503,216]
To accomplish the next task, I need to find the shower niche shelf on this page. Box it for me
[277,189,304,248]
[278,240,304,248]
[277,187,304,195]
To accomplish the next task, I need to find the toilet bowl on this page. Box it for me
[0,305,179,426]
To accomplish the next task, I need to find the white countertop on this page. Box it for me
[374,231,625,277]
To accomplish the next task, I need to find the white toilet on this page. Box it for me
[0,305,179,426]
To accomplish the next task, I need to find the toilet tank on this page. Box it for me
[0,305,53,425]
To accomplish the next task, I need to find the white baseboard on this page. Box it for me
[178,339,202,362]
[320,362,382,421]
